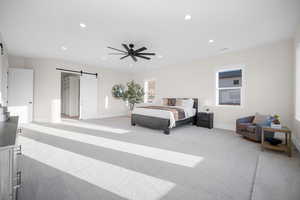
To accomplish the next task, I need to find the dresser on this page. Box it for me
[0,117,21,200]
[197,112,214,129]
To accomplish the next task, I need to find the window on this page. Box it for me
[217,69,243,106]
[144,80,156,103]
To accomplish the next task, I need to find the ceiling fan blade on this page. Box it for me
[107,46,127,53]
[120,55,130,59]
[135,55,151,60]
[134,47,147,53]
[122,44,130,52]
[109,53,127,55]
[136,52,156,56]
[131,55,138,62]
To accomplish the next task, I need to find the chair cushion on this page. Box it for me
[238,123,254,132]
[253,113,271,126]
[239,122,253,127]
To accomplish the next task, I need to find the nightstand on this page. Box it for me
[197,112,214,129]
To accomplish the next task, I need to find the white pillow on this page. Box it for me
[152,98,164,105]
[181,99,194,108]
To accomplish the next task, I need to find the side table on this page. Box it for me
[261,126,292,157]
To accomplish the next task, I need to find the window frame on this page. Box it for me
[215,66,245,107]
[296,43,300,121]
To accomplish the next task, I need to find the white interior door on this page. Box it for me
[80,75,98,119]
[8,68,33,123]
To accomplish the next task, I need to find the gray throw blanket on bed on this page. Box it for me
[139,106,186,121]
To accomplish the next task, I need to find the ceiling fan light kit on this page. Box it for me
[107,43,156,62]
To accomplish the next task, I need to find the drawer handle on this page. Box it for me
[14,171,22,189]
[15,145,22,155]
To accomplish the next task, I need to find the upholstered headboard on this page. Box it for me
[163,98,198,113]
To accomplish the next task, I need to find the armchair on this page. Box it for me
[236,116,274,142]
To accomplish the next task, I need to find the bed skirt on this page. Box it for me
[131,114,196,135]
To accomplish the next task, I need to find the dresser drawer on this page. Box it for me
[197,121,212,129]
[198,115,210,121]
[197,112,214,129]
[198,112,213,120]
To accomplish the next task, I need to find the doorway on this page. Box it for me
[61,73,80,119]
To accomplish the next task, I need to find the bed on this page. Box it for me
[131,98,198,134]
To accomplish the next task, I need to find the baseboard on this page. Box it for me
[214,122,235,131]
[98,113,128,119]
[33,118,51,123]
[34,113,128,122]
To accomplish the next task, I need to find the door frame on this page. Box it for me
[60,72,81,120]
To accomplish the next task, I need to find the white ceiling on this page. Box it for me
[1,0,300,71]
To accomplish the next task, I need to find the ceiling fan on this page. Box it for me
[107,43,156,62]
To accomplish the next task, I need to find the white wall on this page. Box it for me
[134,39,294,130]
[8,56,132,122]
[0,33,9,106]
[293,25,300,151]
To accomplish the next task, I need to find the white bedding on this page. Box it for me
[132,105,196,128]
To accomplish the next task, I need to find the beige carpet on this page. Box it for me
[17,117,300,200]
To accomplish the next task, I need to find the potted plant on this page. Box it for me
[112,81,144,111]
[271,114,282,129]
[273,114,281,124]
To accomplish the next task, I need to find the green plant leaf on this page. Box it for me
[111,84,125,99]
[112,80,145,110]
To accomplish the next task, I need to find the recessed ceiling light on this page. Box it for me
[184,14,192,21]
[158,55,163,58]
[61,46,67,51]
[80,23,86,28]
[209,39,214,43]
